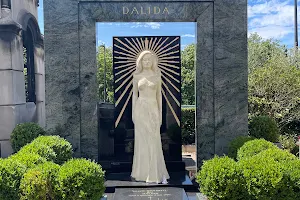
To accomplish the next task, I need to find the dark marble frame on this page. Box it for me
[78,1,214,168]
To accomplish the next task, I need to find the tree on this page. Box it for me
[181,44,195,105]
[96,46,114,103]
[248,33,300,134]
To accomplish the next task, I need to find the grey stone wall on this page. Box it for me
[44,0,248,166]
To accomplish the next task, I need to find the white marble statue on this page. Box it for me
[131,50,169,184]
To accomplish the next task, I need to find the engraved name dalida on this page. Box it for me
[123,6,170,15]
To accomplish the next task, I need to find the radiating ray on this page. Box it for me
[159,56,180,60]
[115,74,133,92]
[114,51,136,59]
[153,37,169,54]
[162,88,180,126]
[158,65,180,76]
[162,81,180,107]
[115,38,139,55]
[157,44,179,56]
[159,60,180,64]
[125,38,140,55]
[159,62,180,70]
[135,38,143,52]
[115,62,135,70]
[149,37,157,51]
[114,56,136,61]
[115,65,136,76]
[158,50,180,58]
[161,70,180,83]
[152,38,162,52]
[114,44,137,57]
[161,72,180,92]
[140,38,145,50]
[115,89,133,128]
[115,80,133,106]
[114,60,135,64]
[131,38,142,52]
[115,68,136,83]
[156,37,179,55]
[145,38,149,50]
[148,38,153,51]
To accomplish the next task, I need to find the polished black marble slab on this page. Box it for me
[113,187,188,200]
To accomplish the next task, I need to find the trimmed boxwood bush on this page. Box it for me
[256,148,297,163]
[284,159,300,198]
[31,136,73,164]
[9,152,47,169]
[237,139,278,160]
[228,136,255,160]
[182,108,195,144]
[238,156,285,199]
[197,156,247,200]
[18,142,57,162]
[249,115,280,142]
[10,122,46,152]
[56,159,105,200]
[19,162,60,200]
[0,159,26,200]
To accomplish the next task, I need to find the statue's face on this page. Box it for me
[142,53,153,70]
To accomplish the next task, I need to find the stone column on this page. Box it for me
[34,43,45,128]
[0,6,26,157]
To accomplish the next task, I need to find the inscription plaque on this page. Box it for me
[113,187,189,200]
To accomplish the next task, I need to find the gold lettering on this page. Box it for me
[162,7,169,15]
[154,7,161,14]
[141,7,146,15]
[123,6,129,15]
[131,7,139,15]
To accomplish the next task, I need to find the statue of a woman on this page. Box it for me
[131,50,169,184]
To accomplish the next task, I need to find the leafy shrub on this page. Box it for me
[238,156,286,199]
[0,159,26,200]
[182,108,195,144]
[31,136,73,164]
[197,156,247,200]
[279,134,298,155]
[56,159,105,200]
[256,148,297,163]
[237,138,278,160]
[284,159,300,198]
[19,162,60,200]
[249,115,280,142]
[228,136,255,160]
[10,122,46,152]
[18,142,57,162]
[9,152,47,169]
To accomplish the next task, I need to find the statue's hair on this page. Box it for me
[134,50,160,75]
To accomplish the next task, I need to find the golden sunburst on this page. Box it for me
[113,36,181,128]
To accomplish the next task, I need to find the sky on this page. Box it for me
[38,0,300,48]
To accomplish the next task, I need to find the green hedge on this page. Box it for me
[19,162,60,200]
[10,122,46,152]
[182,108,195,144]
[56,159,105,200]
[30,136,73,164]
[249,115,280,142]
[0,159,26,200]
[228,136,255,160]
[237,138,278,160]
[197,156,247,199]
[197,139,300,199]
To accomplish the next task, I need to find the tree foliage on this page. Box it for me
[248,33,300,133]
[96,46,114,103]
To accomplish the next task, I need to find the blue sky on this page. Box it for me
[38,0,300,48]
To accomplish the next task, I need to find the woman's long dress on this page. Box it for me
[131,76,170,183]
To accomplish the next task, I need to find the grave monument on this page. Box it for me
[44,0,247,198]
